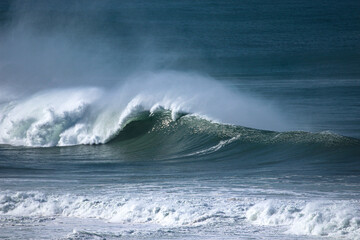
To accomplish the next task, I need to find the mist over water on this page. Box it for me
[0,1,360,240]
[0,1,210,94]
[2,0,360,89]
[0,0,293,145]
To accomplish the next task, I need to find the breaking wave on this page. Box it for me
[0,71,358,157]
[0,71,286,147]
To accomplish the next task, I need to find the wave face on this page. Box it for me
[0,71,290,147]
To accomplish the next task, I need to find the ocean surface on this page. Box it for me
[0,1,360,239]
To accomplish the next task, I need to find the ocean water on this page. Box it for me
[0,1,360,239]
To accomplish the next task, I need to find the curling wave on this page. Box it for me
[0,71,281,147]
[0,71,358,152]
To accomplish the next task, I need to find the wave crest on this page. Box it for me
[0,71,289,147]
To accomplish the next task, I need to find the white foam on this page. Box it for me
[0,88,101,146]
[246,199,360,238]
[0,191,237,227]
[1,191,359,239]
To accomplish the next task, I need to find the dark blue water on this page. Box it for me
[0,1,359,239]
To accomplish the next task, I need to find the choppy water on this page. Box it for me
[0,1,360,239]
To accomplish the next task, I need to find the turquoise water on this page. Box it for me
[0,1,360,239]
